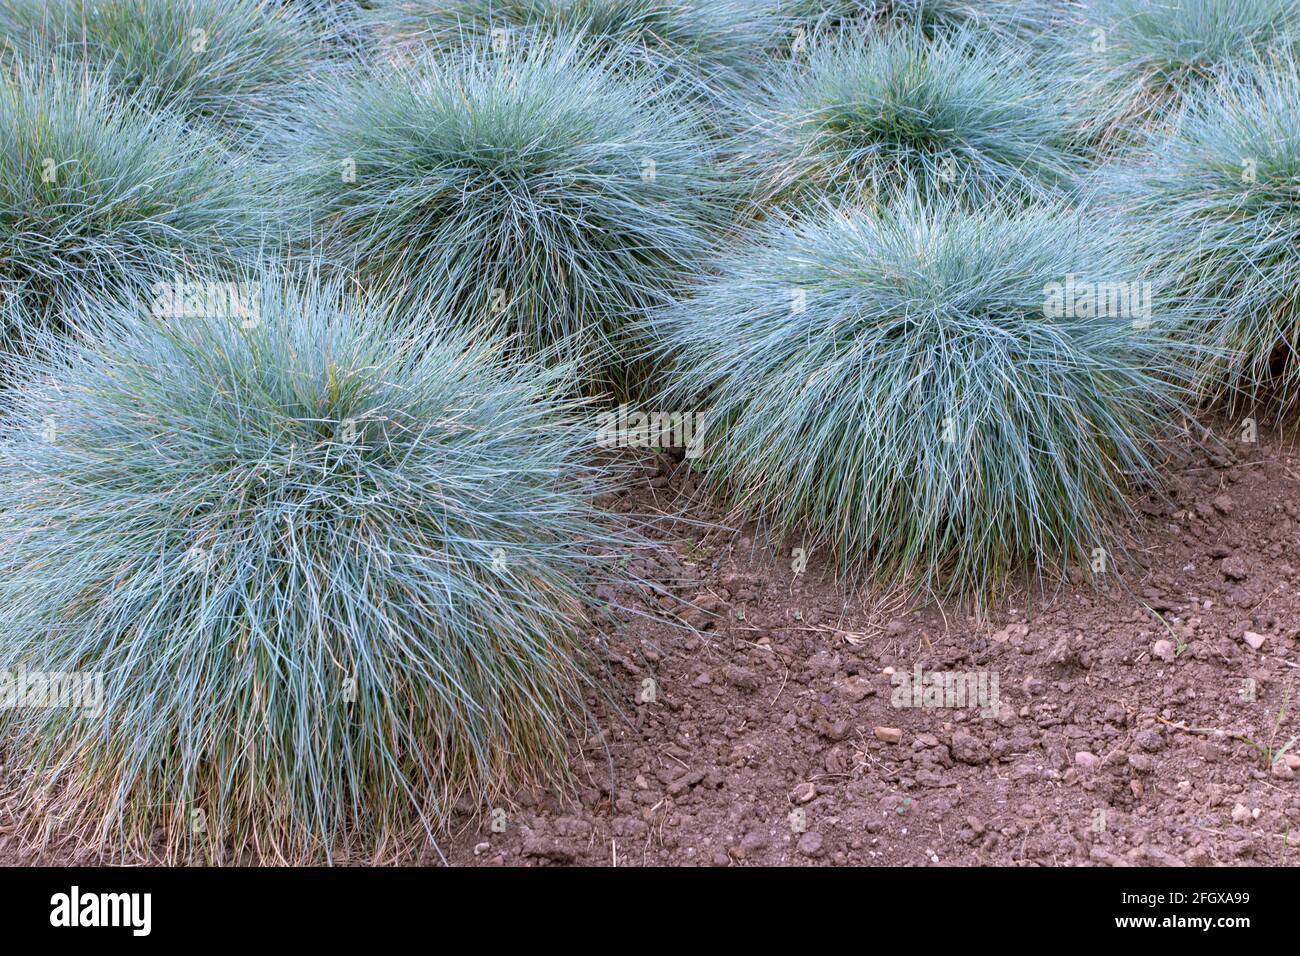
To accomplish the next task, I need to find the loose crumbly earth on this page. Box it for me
[4,419,1299,866]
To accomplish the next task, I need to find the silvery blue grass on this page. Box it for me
[771,0,1063,46]
[0,0,335,142]
[287,40,729,395]
[1102,52,1300,411]
[0,273,629,861]
[738,28,1088,212]
[0,64,275,351]
[364,0,779,112]
[1063,0,1300,144]
[648,195,1203,603]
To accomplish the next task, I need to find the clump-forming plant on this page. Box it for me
[0,0,333,140]
[0,273,626,862]
[739,29,1087,211]
[366,0,777,107]
[772,0,1062,48]
[289,41,727,394]
[650,196,1201,602]
[1103,54,1300,410]
[0,64,274,350]
[1066,0,1300,142]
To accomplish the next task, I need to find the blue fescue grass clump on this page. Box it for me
[649,196,1201,603]
[738,30,1088,211]
[1102,54,1300,411]
[1067,0,1300,142]
[772,0,1062,47]
[0,0,334,140]
[365,0,778,107]
[0,272,628,862]
[0,64,275,350]
[288,41,729,395]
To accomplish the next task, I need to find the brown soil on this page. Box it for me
[445,420,1300,867]
[5,421,1300,867]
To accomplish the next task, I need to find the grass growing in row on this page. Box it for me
[0,0,333,141]
[650,196,1201,602]
[0,273,626,862]
[0,64,274,350]
[288,41,729,395]
[1103,54,1300,410]
[738,29,1087,211]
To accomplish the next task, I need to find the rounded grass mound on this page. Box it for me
[0,65,274,348]
[366,0,777,103]
[0,0,332,140]
[773,0,1060,47]
[290,42,727,395]
[1105,55,1300,410]
[651,198,1198,602]
[0,275,624,861]
[740,30,1086,211]
[1070,0,1300,142]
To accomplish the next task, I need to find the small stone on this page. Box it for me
[1241,631,1267,651]
[951,730,990,765]
[1231,803,1251,824]
[791,782,816,805]
[1220,555,1249,581]
[1151,639,1176,662]
[836,675,875,703]
[796,830,824,858]
[1128,753,1154,773]
[1212,494,1235,515]
[1075,751,1100,770]
[874,726,903,744]
[1284,754,1300,771]
[473,842,490,856]
[1135,728,1165,752]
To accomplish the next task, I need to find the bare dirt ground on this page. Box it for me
[4,420,1299,867]
[445,419,1300,867]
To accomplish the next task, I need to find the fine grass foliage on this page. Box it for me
[772,0,1062,48]
[0,0,333,140]
[288,41,728,395]
[650,196,1199,602]
[0,272,626,861]
[1102,54,1300,410]
[1066,0,1300,142]
[0,63,275,350]
[365,0,778,107]
[738,29,1087,212]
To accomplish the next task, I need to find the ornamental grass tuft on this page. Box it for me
[1066,0,1300,143]
[0,63,274,351]
[288,40,728,395]
[1102,53,1300,411]
[738,29,1087,212]
[0,0,333,140]
[0,272,627,861]
[649,196,1202,603]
